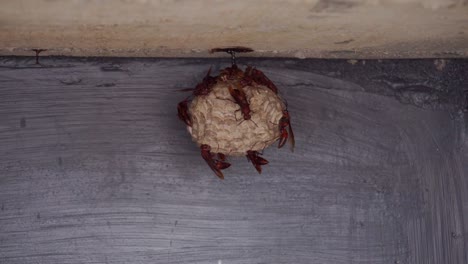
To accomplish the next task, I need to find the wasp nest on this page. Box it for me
[177,65,293,178]
[189,82,284,156]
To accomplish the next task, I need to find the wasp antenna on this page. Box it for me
[237,119,246,126]
[205,66,212,76]
[250,118,259,128]
[269,120,279,126]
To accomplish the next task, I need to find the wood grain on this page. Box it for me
[0,57,467,264]
[1,1,468,58]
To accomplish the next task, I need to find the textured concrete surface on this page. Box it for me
[0,57,467,263]
[1,0,468,58]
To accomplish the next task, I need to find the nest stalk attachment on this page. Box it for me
[210,46,254,66]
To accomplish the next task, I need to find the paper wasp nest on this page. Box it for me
[188,81,284,156]
[177,63,293,178]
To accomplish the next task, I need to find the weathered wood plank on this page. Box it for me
[1,1,468,58]
[0,57,467,264]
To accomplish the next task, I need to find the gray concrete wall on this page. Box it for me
[0,57,467,263]
[1,0,468,58]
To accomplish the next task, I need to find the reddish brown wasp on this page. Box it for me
[228,85,251,120]
[245,66,278,94]
[246,150,269,174]
[220,65,244,82]
[177,98,191,126]
[278,109,295,152]
[180,67,217,96]
[200,144,231,179]
[217,152,226,161]
[177,67,218,127]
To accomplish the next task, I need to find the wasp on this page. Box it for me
[246,150,269,174]
[228,85,252,120]
[200,144,231,179]
[278,109,295,152]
